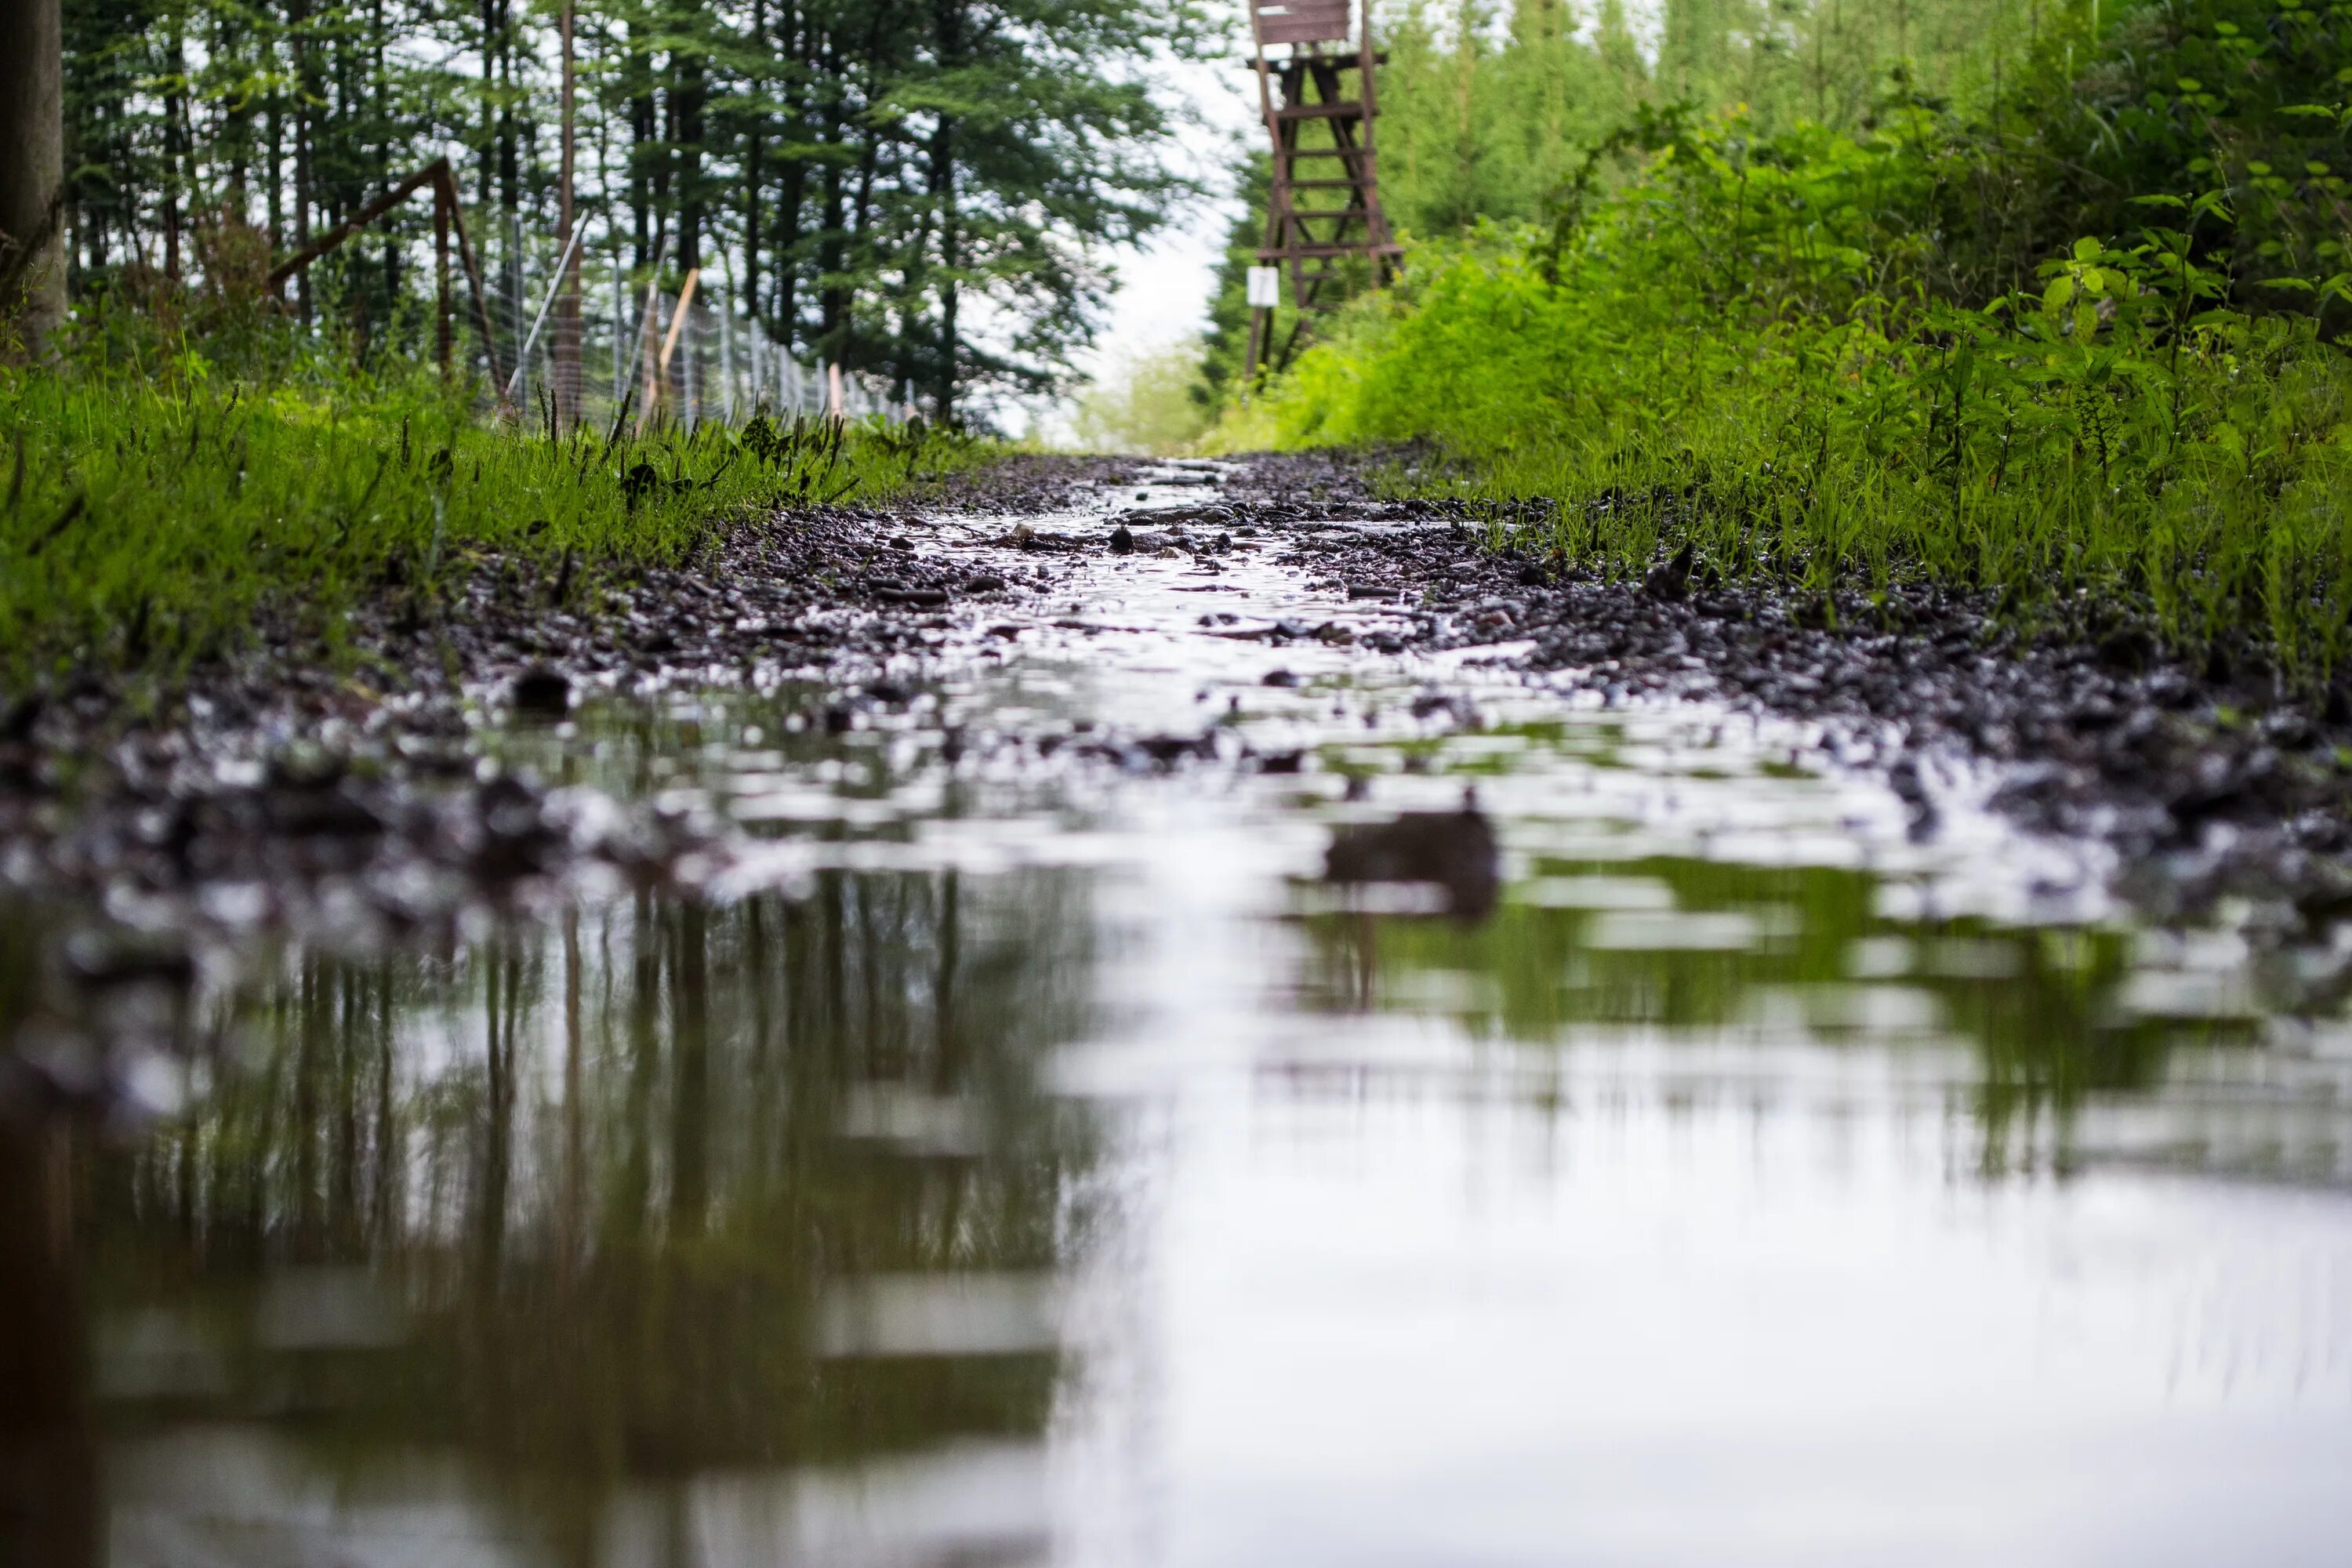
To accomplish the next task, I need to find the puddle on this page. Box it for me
[5,472,2352,1565]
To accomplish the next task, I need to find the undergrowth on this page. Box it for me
[0,356,985,695]
[1217,0,2352,686]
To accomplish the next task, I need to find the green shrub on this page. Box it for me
[1221,0,2352,681]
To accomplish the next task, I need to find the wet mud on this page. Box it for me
[3,448,2350,942]
[1247,452,2352,925]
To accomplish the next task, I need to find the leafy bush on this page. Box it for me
[1222,1,2352,681]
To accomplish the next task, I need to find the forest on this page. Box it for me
[44,0,1210,413]
[2,0,2350,681]
[0,0,1211,684]
[12,10,2352,1565]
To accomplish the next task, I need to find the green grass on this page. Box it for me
[1073,339,1214,455]
[1218,222,2352,680]
[0,362,985,695]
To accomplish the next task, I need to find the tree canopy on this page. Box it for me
[55,0,1217,419]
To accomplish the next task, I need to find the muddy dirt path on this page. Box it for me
[7,450,2351,944]
[6,453,2352,1566]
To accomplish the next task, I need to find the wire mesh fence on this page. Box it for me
[471,229,912,433]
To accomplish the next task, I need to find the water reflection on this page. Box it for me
[2,869,1098,1566]
[1293,850,2352,1188]
[13,534,2352,1561]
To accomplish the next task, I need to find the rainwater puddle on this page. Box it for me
[8,474,2352,1566]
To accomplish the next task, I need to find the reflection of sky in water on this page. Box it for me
[24,485,2352,1565]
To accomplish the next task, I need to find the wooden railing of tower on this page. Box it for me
[1245,0,1399,381]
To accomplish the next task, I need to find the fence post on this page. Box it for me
[610,256,625,416]
[718,289,735,425]
[434,193,452,379]
[504,216,584,408]
[640,285,662,425]
[658,267,699,425]
[507,212,527,412]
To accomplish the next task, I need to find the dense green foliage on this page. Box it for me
[1224,0,2352,679]
[12,0,1203,688]
[1198,0,2049,403]
[58,0,1210,416]
[0,349,971,690]
[1372,0,2042,240]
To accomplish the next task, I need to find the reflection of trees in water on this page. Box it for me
[1297,856,2234,1174]
[5,867,1098,1561]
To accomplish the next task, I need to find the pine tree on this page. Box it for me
[38,0,1211,420]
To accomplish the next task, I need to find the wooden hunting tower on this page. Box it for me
[1246,0,1399,379]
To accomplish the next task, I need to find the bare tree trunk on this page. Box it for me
[164,19,187,279]
[0,0,67,356]
[292,0,315,323]
[555,0,580,426]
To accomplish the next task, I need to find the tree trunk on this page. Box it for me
[0,1114,96,1568]
[930,0,963,419]
[0,0,67,355]
[291,0,314,322]
[555,0,579,425]
[496,0,519,359]
[744,0,764,328]
[774,56,805,355]
[677,49,705,276]
[164,18,187,278]
[630,38,653,269]
[267,62,283,249]
[477,0,495,215]
[817,34,846,358]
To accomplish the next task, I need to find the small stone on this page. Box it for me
[1644,543,1694,603]
[511,666,572,717]
[1110,524,1135,554]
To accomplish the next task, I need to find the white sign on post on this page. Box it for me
[1246,266,1281,309]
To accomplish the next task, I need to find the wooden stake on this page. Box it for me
[434,191,452,379]
[431,164,505,401]
[639,277,661,426]
[658,265,699,385]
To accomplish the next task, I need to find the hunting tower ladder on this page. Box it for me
[1246,0,1399,379]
